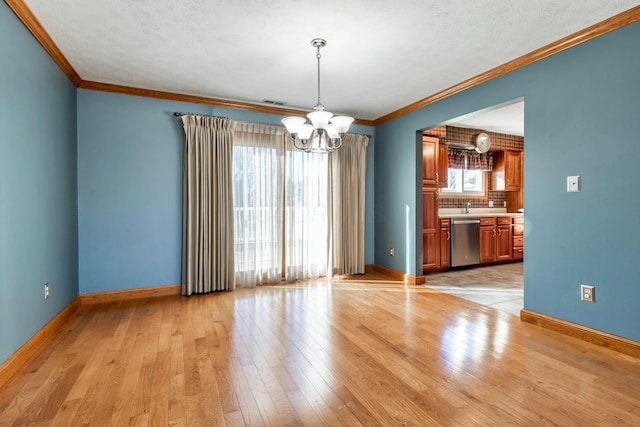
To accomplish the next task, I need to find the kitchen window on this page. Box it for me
[442,168,486,196]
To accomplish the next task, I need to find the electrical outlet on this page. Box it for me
[581,284,595,303]
[44,283,50,300]
[489,200,494,207]
[389,248,394,256]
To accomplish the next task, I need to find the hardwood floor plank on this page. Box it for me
[167,373,186,423]
[47,397,82,426]
[197,357,225,426]
[2,277,640,425]
[228,357,268,426]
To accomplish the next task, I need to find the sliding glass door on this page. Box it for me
[232,127,329,285]
[285,149,328,281]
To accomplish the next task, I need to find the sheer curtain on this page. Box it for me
[181,115,235,295]
[232,122,284,287]
[285,139,329,281]
[328,133,370,275]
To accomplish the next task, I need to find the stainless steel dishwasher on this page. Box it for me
[451,218,480,267]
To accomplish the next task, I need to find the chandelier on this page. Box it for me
[281,38,354,153]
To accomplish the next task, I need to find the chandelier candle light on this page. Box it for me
[282,38,354,153]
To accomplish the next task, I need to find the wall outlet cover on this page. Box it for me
[581,284,595,302]
[567,176,581,192]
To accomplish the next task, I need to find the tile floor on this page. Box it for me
[424,262,524,316]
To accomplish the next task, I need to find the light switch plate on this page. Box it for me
[567,176,580,192]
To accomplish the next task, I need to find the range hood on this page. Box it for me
[445,141,475,150]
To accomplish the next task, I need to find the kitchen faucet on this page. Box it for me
[465,201,471,214]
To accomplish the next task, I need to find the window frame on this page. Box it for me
[440,168,489,199]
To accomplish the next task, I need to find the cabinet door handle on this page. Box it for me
[498,229,502,236]
[447,231,450,241]
[493,228,496,237]
[436,172,439,183]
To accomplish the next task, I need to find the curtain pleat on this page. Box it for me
[181,115,235,295]
[448,148,467,169]
[328,133,369,275]
[232,122,284,287]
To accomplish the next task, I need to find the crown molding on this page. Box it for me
[5,0,82,86]
[78,80,375,126]
[373,5,640,125]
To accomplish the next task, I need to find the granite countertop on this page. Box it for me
[445,212,522,219]
[438,208,523,219]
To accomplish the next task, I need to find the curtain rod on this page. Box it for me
[173,112,228,119]
[174,112,371,138]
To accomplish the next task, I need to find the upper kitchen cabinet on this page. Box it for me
[492,150,522,191]
[422,135,447,188]
[437,144,448,188]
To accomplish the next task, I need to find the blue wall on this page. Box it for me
[0,3,78,364]
[375,21,640,341]
[77,90,375,294]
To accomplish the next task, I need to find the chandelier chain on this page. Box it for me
[316,42,323,110]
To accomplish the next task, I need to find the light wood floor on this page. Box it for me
[2,276,640,426]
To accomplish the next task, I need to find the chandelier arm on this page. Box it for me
[292,136,306,150]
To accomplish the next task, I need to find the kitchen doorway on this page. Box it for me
[421,98,525,316]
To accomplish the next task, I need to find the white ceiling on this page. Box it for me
[22,0,640,122]
[448,101,525,136]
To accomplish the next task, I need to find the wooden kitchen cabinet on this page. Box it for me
[422,188,439,271]
[422,135,448,188]
[480,217,512,263]
[512,216,524,259]
[422,134,447,273]
[439,218,451,268]
[496,218,512,261]
[479,218,497,263]
[437,143,448,188]
[422,136,438,187]
[492,150,522,191]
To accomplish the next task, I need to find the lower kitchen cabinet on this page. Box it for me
[426,214,522,274]
[480,217,512,263]
[496,218,512,261]
[422,188,439,271]
[512,216,524,259]
[479,218,497,263]
[439,219,451,268]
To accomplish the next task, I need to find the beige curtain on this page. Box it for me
[181,115,235,295]
[328,133,370,275]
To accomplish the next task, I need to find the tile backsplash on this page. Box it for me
[439,192,507,209]
[425,125,524,209]
[426,125,524,151]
